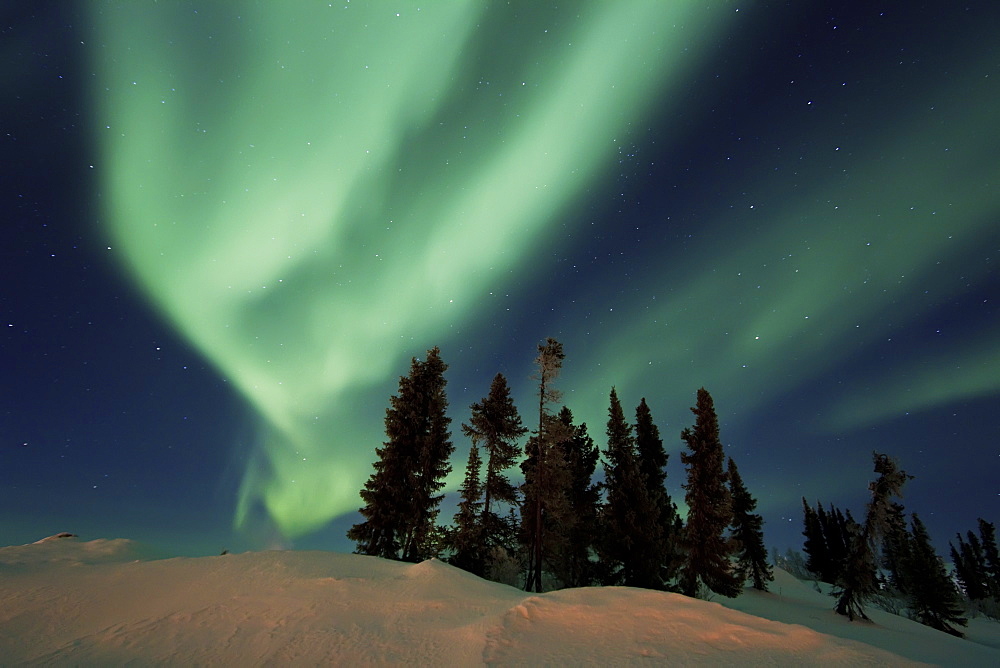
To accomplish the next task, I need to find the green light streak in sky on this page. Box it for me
[92,3,731,537]
[563,60,999,515]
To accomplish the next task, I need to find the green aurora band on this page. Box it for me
[557,58,1000,513]
[92,2,736,537]
[566,57,999,433]
[92,3,998,539]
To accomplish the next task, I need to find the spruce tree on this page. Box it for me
[802,499,831,582]
[348,437,408,559]
[728,457,773,591]
[816,503,847,584]
[402,347,453,562]
[977,519,1000,600]
[679,388,740,598]
[548,407,600,588]
[521,338,569,592]
[462,373,527,568]
[599,388,663,589]
[951,533,989,601]
[826,505,855,583]
[834,452,911,620]
[951,520,1000,604]
[347,347,453,562]
[449,443,485,574]
[635,398,682,584]
[905,513,968,637]
[880,502,912,596]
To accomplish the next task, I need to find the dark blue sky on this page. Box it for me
[2,1,997,558]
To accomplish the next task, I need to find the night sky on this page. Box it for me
[3,1,998,558]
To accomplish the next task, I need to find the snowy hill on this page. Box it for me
[1,537,998,666]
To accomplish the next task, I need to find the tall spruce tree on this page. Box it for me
[679,388,741,598]
[462,373,527,565]
[548,407,600,588]
[521,338,570,592]
[977,519,1000,600]
[635,398,682,584]
[951,532,989,601]
[449,443,485,574]
[728,457,773,591]
[814,504,838,582]
[834,452,911,620]
[824,505,854,584]
[802,498,831,582]
[802,500,857,585]
[348,347,453,561]
[905,513,968,637]
[880,502,912,596]
[951,519,1000,603]
[599,388,663,589]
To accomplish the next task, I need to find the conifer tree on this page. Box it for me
[521,338,569,592]
[977,519,1000,600]
[548,407,600,588]
[449,443,485,574]
[402,347,453,562]
[834,452,911,621]
[906,513,968,637]
[802,500,858,585]
[462,373,527,566]
[826,505,855,582]
[348,347,453,562]
[880,502,912,596]
[816,503,846,583]
[951,519,1000,603]
[635,398,667,490]
[348,438,408,559]
[599,388,663,589]
[951,532,989,601]
[635,398,682,583]
[679,388,740,598]
[728,457,773,591]
[802,499,830,582]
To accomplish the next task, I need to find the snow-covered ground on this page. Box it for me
[2,535,998,666]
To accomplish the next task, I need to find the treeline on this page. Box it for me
[347,339,772,600]
[798,471,1000,637]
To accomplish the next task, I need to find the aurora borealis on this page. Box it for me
[91,1,739,539]
[2,2,998,555]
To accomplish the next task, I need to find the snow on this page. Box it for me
[1,536,998,666]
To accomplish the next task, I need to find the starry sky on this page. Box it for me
[2,1,998,557]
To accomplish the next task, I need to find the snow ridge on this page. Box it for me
[1,539,998,666]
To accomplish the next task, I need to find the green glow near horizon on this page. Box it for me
[92,3,732,537]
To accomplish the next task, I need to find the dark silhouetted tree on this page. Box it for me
[951,519,1000,604]
[978,519,1000,600]
[462,373,527,570]
[635,397,682,584]
[679,388,740,598]
[348,347,453,562]
[801,501,854,585]
[802,498,831,582]
[728,457,773,591]
[822,504,854,583]
[521,338,570,592]
[880,502,912,596]
[906,513,967,637]
[548,407,600,588]
[835,452,912,621]
[449,443,484,574]
[952,532,988,601]
[599,388,663,589]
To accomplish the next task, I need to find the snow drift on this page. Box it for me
[1,536,998,665]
